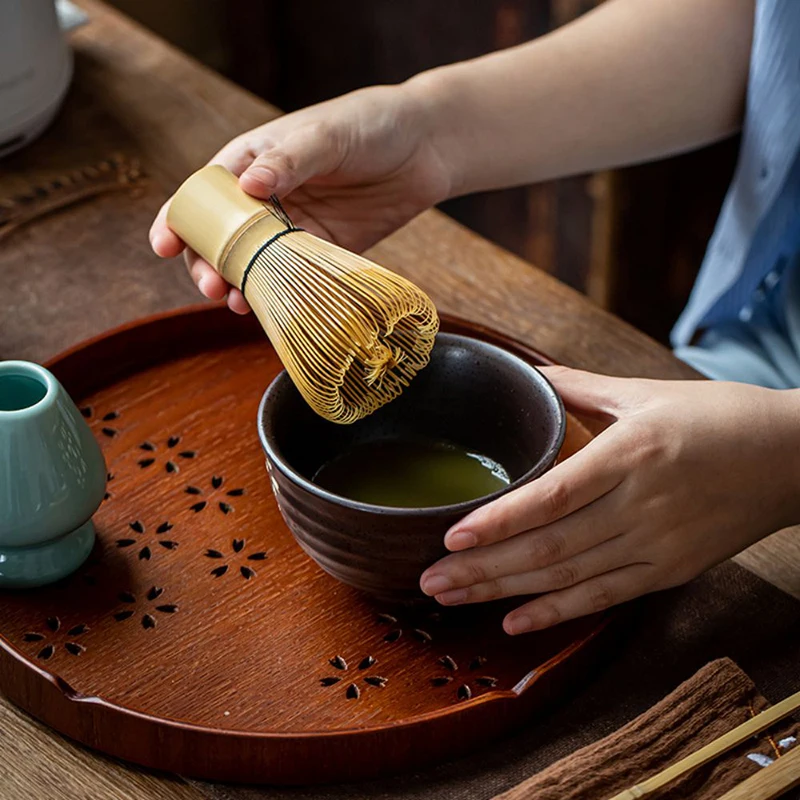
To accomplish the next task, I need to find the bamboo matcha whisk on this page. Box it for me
[167,165,439,424]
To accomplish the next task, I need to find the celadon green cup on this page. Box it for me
[0,361,106,588]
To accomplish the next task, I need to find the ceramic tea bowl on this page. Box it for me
[258,333,565,603]
[0,361,106,588]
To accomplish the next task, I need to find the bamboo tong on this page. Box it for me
[608,689,800,800]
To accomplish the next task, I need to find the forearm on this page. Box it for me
[772,389,800,529]
[407,0,754,196]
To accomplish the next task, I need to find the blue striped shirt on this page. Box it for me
[671,0,800,348]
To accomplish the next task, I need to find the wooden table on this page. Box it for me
[0,2,797,798]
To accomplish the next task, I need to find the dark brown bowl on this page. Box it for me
[257,333,566,603]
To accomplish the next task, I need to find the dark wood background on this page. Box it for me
[107,0,740,344]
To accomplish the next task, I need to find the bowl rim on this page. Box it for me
[0,360,57,417]
[257,332,566,517]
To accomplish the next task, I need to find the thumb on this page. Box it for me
[539,366,652,420]
[238,124,343,200]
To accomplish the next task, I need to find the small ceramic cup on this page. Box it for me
[258,334,565,603]
[0,361,106,588]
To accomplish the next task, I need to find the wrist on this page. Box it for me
[402,67,472,199]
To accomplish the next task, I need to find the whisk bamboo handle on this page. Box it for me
[166,165,288,286]
[606,689,800,800]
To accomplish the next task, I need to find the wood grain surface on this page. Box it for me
[0,698,202,800]
[0,0,797,797]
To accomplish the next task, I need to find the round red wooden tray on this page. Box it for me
[0,307,613,784]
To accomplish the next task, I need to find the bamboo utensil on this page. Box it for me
[607,689,800,800]
[0,154,144,242]
[716,742,800,800]
[167,165,439,424]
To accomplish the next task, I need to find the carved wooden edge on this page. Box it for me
[43,305,550,362]
[0,154,147,241]
[0,609,614,721]
[39,307,558,404]
[0,611,615,783]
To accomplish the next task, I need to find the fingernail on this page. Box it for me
[504,615,531,636]
[437,588,468,605]
[246,166,277,187]
[421,575,451,595]
[198,275,212,298]
[445,530,476,550]
[150,231,166,253]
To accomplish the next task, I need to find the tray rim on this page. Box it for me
[41,302,561,371]
[1,617,610,739]
[0,303,614,768]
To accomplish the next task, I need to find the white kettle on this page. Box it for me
[0,0,80,157]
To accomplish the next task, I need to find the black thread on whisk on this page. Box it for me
[268,193,294,227]
[239,226,304,297]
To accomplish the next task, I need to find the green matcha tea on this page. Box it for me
[312,438,511,508]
